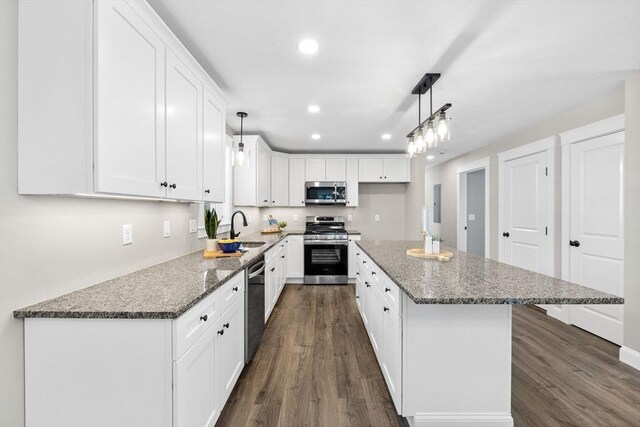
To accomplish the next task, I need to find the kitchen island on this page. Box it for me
[354,240,622,427]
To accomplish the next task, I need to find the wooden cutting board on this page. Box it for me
[203,250,243,259]
[406,248,454,260]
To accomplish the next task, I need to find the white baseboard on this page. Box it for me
[408,413,513,427]
[620,346,640,371]
[285,278,304,284]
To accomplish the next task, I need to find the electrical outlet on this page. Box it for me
[189,219,197,233]
[122,224,133,245]
[374,214,380,222]
[347,214,353,222]
[163,221,171,238]
[262,214,268,221]
[293,214,299,222]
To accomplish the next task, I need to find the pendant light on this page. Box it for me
[234,112,248,167]
[405,73,452,157]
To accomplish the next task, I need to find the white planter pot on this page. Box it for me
[206,239,219,252]
[433,240,441,254]
[424,235,433,254]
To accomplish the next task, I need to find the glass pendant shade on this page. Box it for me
[425,121,436,148]
[234,147,246,167]
[415,129,426,153]
[406,137,416,158]
[436,113,450,142]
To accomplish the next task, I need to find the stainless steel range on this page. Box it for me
[304,216,349,285]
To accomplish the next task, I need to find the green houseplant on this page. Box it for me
[204,203,223,251]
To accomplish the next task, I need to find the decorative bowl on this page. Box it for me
[217,239,241,253]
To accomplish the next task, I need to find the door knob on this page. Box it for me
[503,232,510,237]
[569,240,581,247]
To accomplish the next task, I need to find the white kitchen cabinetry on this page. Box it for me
[305,159,326,181]
[381,300,402,409]
[270,155,289,206]
[358,157,410,183]
[325,158,347,181]
[165,50,203,200]
[202,88,226,202]
[233,136,272,206]
[287,235,305,279]
[265,240,288,322]
[219,296,245,404]
[289,158,306,206]
[18,0,226,201]
[348,235,361,280]
[346,158,359,206]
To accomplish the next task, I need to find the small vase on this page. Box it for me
[206,238,218,252]
[433,240,440,254]
[424,234,433,254]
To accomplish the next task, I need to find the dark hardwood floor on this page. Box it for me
[217,285,640,427]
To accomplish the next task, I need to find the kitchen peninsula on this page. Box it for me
[353,240,623,427]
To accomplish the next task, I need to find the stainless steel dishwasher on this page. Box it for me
[245,255,265,362]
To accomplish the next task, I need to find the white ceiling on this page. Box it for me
[148,0,640,163]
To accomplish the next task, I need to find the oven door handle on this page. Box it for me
[303,240,349,246]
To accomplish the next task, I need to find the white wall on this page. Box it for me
[262,184,407,240]
[404,154,427,240]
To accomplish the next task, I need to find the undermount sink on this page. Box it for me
[241,241,267,248]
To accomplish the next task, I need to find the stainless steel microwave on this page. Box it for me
[305,181,347,205]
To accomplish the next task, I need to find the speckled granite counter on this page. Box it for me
[356,240,623,305]
[14,231,295,319]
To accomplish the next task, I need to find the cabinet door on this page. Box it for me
[348,236,361,279]
[383,158,409,182]
[95,0,166,198]
[202,89,225,202]
[219,296,245,405]
[358,159,383,182]
[369,287,384,359]
[287,236,304,278]
[325,158,346,181]
[265,262,275,321]
[305,159,326,181]
[165,50,203,200]
[173,323,219,427]
[382,306,402,412]
[346,158,359,206]
[271,155,289,206]
[289,158,306,206]
[257,146,271,206]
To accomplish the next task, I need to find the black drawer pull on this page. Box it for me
[223,323,230,329]
[371,271,376,275]
[169,183,177,189]
[502,232,510,237]
[160,181,168,187]
[233,286,239,292]
[200,314,208,322]
[569,240,581,247]
[385,287,390,293]
[271,267,275,272]
[383,307,389,312]
[217,330,224,335]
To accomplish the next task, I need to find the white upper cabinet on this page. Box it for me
[305,159,326,181]
[233,136,272,207]
[257,145,271,207]
[18,0,227,201]
[288,158,306,207]
[94,0,166,198]
[358,157,410,183]
[346,158,359,206]
[325,158,346,181]
[202,89,226,202]
[165,50,203,201]
[270,155,289,206]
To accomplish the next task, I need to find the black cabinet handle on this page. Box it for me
[569,240,581,247]
[384,176,387,179]
[356,295,359,299]
[371,271,376,275]
[379,176,382,179]
[356,272,359,275]
[169,183,177,189]
[160,181,168,187]
[205,189,210,194]
[270,267,275,272]
[263,199,268,203]
[200,314,208,322]
[362,260,367,264]
[385,287,390,293]
[383,307,389,312]
[281,255,285,259]
[365,282,370,287]
[223,323,229,329]
[217,330,224,335]
[502,232,510,237]
[272,200,275,203]
[233,286,239,292]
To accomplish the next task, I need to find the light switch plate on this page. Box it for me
[189,219,197,233]
[163,221,171,238]
[122,224,133,246]
[347,214,353,222]
[374,214,380,222]
[468,213,476,221]
[262,214,268,221]
[293,214,299,222]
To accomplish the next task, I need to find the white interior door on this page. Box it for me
[503,151,550,275]
[569,132,624,344]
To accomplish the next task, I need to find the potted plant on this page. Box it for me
[278,221,288,230]
[204,203,223,251]
[432,236,442,254]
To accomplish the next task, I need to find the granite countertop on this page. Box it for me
[14,231,295,320]
[356,240,624,305]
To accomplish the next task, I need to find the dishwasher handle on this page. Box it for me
[248,261,265,279]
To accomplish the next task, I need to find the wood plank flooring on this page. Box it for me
[217,285,640,427]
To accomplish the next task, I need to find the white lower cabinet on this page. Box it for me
[381,302,402,410]
[219,295,245,404]
[348,235,361,280]
[287,235,304,279]
[173,322,220,427]
[265,239,289,322]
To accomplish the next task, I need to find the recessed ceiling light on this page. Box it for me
[311,133,321,140]
[381,133,391,140]
[308,105,320,113]
[298,38,319,55]
[426,155,435,160]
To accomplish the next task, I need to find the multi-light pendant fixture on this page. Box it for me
[234,112,248,167]
[406,73,452,158]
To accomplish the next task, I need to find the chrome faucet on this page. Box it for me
[229,210,248,239]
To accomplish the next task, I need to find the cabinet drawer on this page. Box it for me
[221,272,245,315]
[173,290,220,360]
[380,274,401,314]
